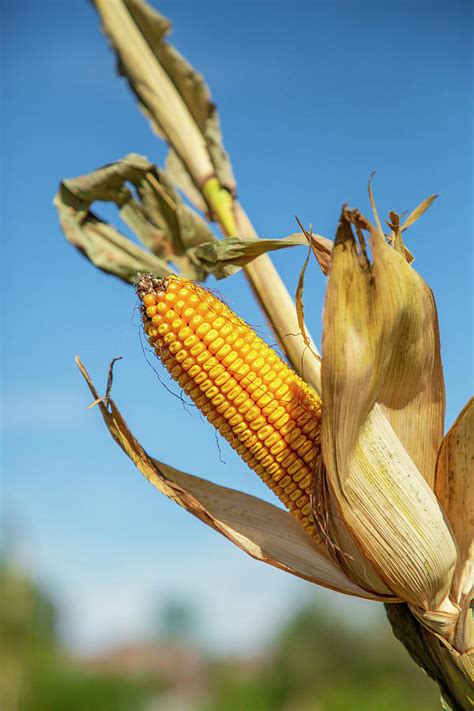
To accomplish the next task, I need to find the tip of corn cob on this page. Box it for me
[136,273,322,541]
[135,272,169,302]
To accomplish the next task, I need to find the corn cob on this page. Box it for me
[136,273,322,539]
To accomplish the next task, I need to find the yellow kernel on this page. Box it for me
[209,364,226,379]
[188,364,200,379]
[196,322,212,337]
[178,326,193,341]
[137,274,322,542]
[196,350,212,365]
[183,335,198,349]
[250,416,266,431]
[208,337,225,354]
[202,356,219,372]
[257,424,273,440]
[203,328,219,345]
[143,293,156,307]
[244,350,259,364]
[215,371,232,387]
[211,393,226,407]
[215,343,232,359]
[190,342,206,357]
[222,352,239,367]
[168,341,182,355]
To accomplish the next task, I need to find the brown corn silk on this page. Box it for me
[137,273,322,539]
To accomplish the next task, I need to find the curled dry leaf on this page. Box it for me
[54,153,216,283]
[75,356,383,601]
[54,183,172,283]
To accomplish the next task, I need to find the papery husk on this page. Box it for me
[75,357,385,600]
[318,207,457,610]
[430,397,474,653]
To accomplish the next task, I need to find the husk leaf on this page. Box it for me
[430,397,474,652]
[435,397,474,606]
[318,207,456,610]
[75,357,386,600]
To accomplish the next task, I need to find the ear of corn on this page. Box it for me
[136,273,322,539]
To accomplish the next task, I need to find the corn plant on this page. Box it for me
[55,2,473,707]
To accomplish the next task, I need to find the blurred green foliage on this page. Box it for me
[0,563,161,711]
[0,561,439,711]
[205,603,439,711]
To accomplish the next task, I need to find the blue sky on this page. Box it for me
[2,0,472,653]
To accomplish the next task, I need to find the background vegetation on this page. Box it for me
[1,559,439,710]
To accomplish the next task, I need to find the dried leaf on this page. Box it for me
[55,154,216,282]
[187,234,310,279]
[95,0,235,191]
[368,173,384,237]
[318,207,456,611]
[411,596,474,655]
[435,398,474,618]
[165,150,208,213]
[308,233,333,276]
[295,243,313,350]
[400,194,438,232]
[75,357,385,600]
[293,222,321,361]
[54,184,171,283]
[386,211,414,264]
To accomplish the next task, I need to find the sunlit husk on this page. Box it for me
[76,357,385,600]
[433,397,474,652]
[318,207,457,609]
[411,595,473,655]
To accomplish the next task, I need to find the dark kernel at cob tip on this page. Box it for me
[135,273,322,541]
[135,273,169,303]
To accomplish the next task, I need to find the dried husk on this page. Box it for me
[76,357,387,601]
[425,397,474,653]
[318,207,457,611]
